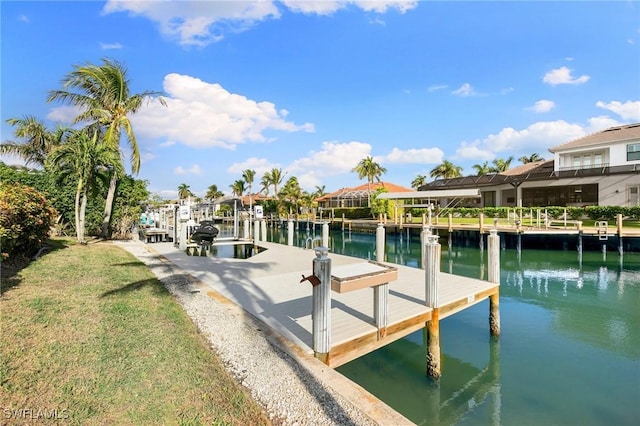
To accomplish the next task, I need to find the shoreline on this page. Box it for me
[114,240,412,426]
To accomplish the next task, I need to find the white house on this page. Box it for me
[420,123,640,208]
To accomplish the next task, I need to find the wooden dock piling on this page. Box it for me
[424,235,441,378]
[488,229,501,336]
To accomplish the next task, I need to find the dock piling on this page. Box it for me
[312,247,331,363]
[287,220,294,246]
[375,223,389,338]
[488,229,501,336]
[424,234,441,378]
[322,222,329,248]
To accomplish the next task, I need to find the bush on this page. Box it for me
[0,182,57,260]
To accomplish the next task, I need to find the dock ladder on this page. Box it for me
[596,221,608,240]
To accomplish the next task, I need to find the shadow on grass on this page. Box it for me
[1,238,70,295]
[99,277,169,298]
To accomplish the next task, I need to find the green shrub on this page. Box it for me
[0,182,57,260]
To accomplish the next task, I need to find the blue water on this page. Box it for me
[264,224,640,425]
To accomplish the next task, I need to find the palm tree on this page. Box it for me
[279,176,302,214]
[490,156,514,173]
[472,161,492,176]
[314,185,326,198]
[230,180,246,198]
[48,129,119,244]
[1,116,68,167]
[352,156,387,206]
[262,167,285,196]
[205,184,224,201]
[47,58,166,239]
[177,183,192,201]
[429,160,462,180]
[260,174,271,196]
[242,169,256,212]
[519,153,544,164]
[411,174,426,190]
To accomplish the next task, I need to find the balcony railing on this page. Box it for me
[558,162,610,172]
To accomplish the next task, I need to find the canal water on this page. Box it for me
[263,224,640,425]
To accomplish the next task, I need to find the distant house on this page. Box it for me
[419,123,640,208]
[316,181,413,209]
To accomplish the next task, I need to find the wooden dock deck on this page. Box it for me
[148,240,499,368]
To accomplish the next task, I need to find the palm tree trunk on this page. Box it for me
[101,173,117,238]
[74,180,82,243]
[79,189,88,244]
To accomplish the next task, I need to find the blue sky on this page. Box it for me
[2,1,639,199]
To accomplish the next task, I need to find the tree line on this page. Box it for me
[1,58,161,244]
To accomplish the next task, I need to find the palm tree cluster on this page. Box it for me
[1,58,164,243]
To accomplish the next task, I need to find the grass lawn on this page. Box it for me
[0,238,271,425]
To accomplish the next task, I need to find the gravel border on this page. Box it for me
[114,240,402,426]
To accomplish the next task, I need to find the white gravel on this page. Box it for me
[114,240,383,426]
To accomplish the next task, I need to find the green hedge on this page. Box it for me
[0,182,57,260]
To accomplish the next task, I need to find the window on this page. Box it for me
[627,143,640,161]
[630,186,640,207]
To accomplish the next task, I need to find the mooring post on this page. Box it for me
[488,229,501,337]
[424,234,441,378]
[374,223,389,339]
[420,225,432,269]
[312,246,331,363]
[243,218,250,240]
[322,221,329,248]
[260,219,266,242]
[287,220,294,246]
[617,213,624,256]
[253,219,260,244]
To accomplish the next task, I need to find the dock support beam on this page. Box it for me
[312,247,331,363]
[375,223,389,339]
[424,235,441,378]
[488,229,501,336]
[243,219,249,240]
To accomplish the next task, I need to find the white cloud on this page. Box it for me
[103,0,416,47]
[595,100,640,121]
[529,99,555,113]
[227,157,279,177]
[132,73,314,149]
[452,83,476,97]
[500,87,514,95]
[454,141,495,161]
[287,140,371,190]
[19,15,29,23]
[378,147,444,164]
[159,140,176,148]
[99,42,123,50]
[455,121,586,160]
[427,84,448,93]
[174,164,202,175]
[46,105,80,124]
[543,66,590,85]
[103,1,281,47]
[281,1,417,15]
